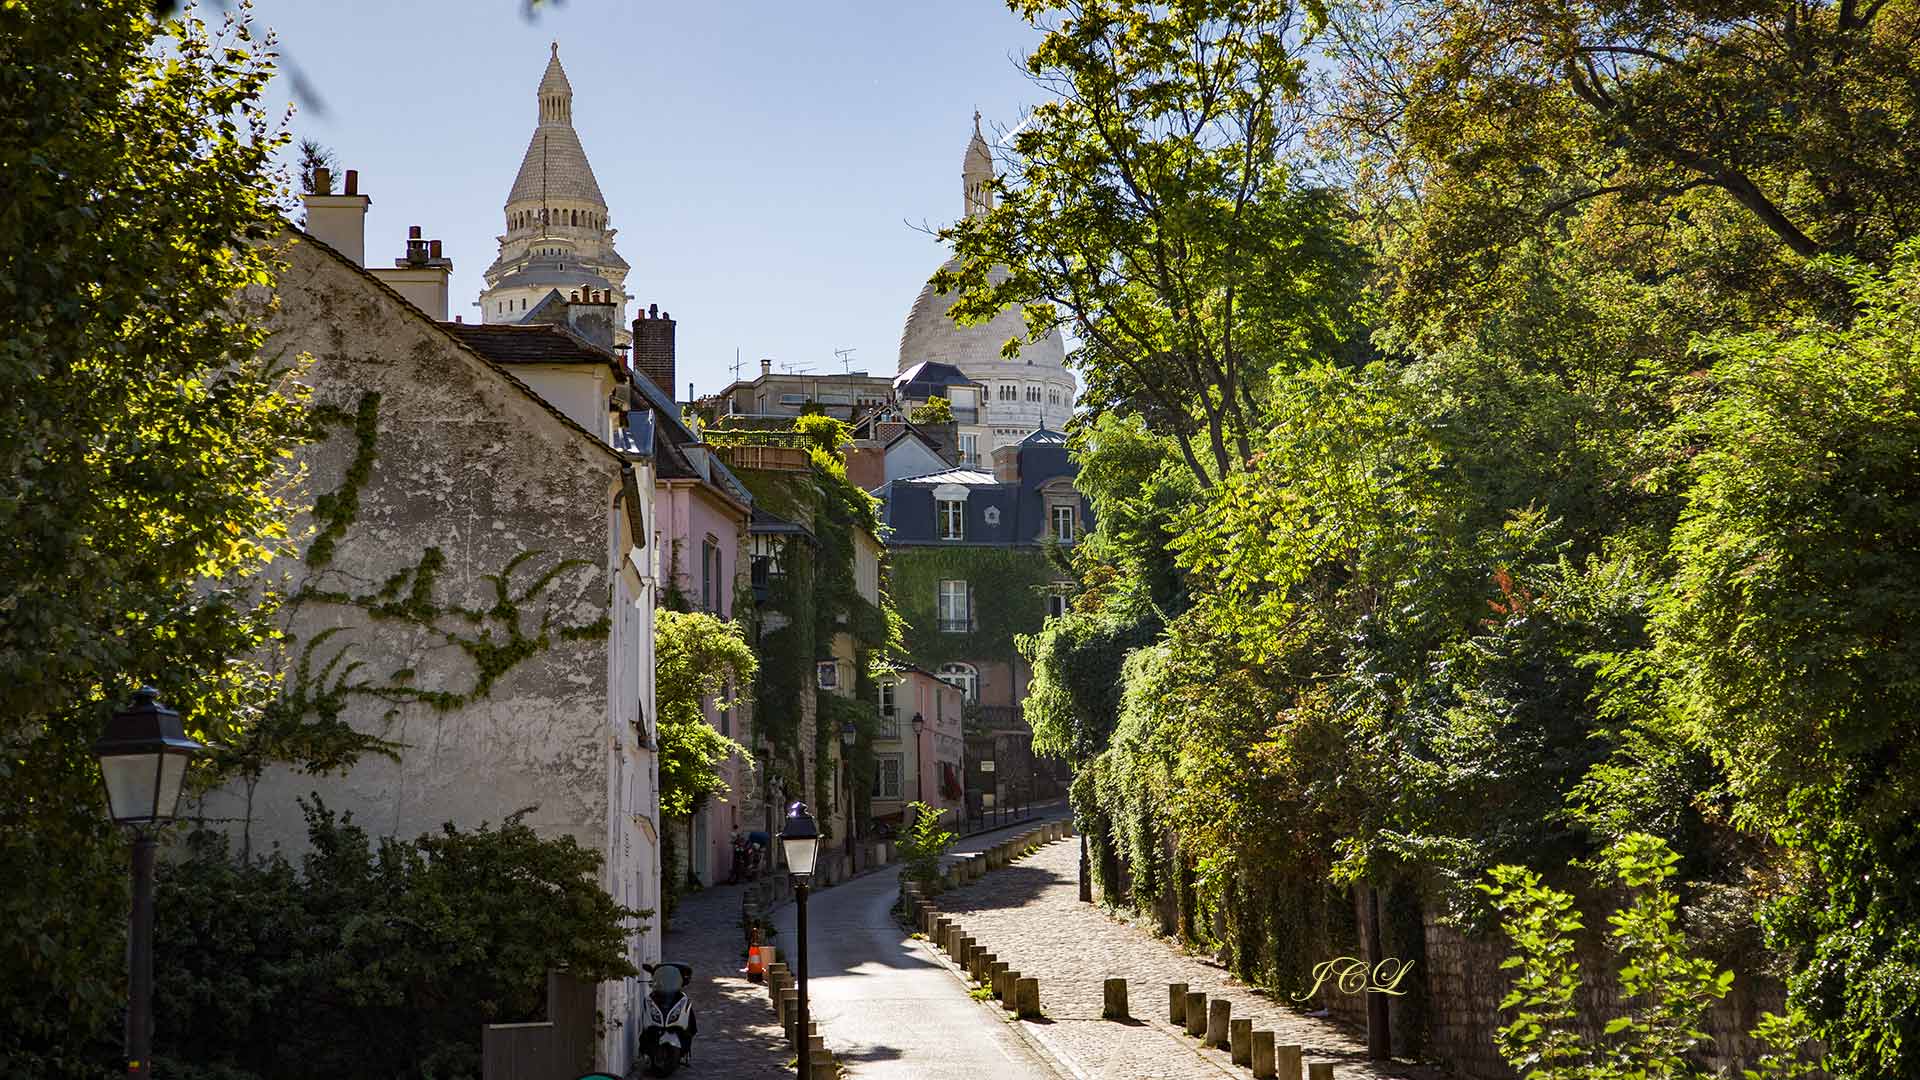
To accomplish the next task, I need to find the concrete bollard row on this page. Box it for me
[1103,977,1129,1020]
[1251,1031,1276,1079]
[996,967,1019,1007]
[1278,1043,1304,1080]
[1183,991,1207,1037]
[1169,982,1189,1024]
[1230,1018,1252,1066]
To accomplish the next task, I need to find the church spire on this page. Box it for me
[538,42,573,126]
[963,111,994,218]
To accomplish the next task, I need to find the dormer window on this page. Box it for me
[1051,505,1077,542]
[938,498,965,540]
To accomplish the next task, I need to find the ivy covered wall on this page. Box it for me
[889,545,1060,678]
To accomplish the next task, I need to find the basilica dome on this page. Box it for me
[897,260,1066,373]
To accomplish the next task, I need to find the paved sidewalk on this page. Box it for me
[930,836,1441,1080]
[659,879,794,1079]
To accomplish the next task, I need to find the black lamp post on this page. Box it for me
[781,802,821,1080]
[909,713,925,816]
[93,688,203,1078]
[840,720,857,873]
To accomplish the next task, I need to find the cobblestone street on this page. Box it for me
[659,878,794,1079]
[931,835,1444,1080]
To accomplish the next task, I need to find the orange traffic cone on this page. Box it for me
[746,927,766,983]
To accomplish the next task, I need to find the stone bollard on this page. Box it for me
[809,1048,835,1072]
[1307,1063,1334,1080]
[1251,1031,1276,1079]
[1169,982,1189,1024]
[989,960,1009,994]
[1015,977,1041,1019]
[778,987,797,1027]
[1103,977,1129,1020]
[1183,991,1207,1037]
[998,968,1020,1007]
[1206,999,1231,1048]
[1277,1044,1304,1080]
[933,916,950,944]
[955,934,974,963]
[973,950,996,983]
[1230,1018,1252,1066]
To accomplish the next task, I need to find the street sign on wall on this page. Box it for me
[980,760,996,773]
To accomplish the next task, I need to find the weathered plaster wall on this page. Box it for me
[200,234,652,1070]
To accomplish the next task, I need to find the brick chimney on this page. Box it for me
[299,167,370,266]
[369,223,453,320]
[632,303,675,394]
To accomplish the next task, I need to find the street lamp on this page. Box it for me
[839,720,857,874]
[909,712,925,814]
[781,802,820,1080]
[93,687,203,1078]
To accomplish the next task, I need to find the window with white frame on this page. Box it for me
[876,754,903,800]
[1051,504,1077,542]
[938,662,978,702]
[938,579,970,633]
[701,537,720,611]
[938,498,965,540]
[1047,593,1069,619]
[816,660,839,690]
[878,681,899,737]
[958,433,978,465]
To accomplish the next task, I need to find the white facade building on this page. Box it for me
[897,116,1077,450]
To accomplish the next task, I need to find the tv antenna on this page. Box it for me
[731,349,745,381]
[833,347,857,374]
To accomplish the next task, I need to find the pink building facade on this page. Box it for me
[870,666,966,831]
[642,381,756,890]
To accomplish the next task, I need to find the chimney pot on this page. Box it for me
[649,303,659,318]
[313,166,331,192]
[344,169,358,196]
[429,239,443,259]
[408,225,422,240]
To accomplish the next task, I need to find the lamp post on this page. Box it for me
[908,712,926,816]
[93,688,204,1078]
[781,802,821,1080]
[840,720,857,873]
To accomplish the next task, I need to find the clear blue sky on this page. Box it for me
[251,0,1049,397]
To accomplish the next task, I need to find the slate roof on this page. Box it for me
[440,322,622,373]
[878,437,1089,547]
[894,360,981,400]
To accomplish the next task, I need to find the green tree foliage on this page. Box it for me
[151,801,640,1080]
[896,802,958,887]
[995,0,1920,1070]
[943,0,1367,483]
[0,4,308,1068]
[1482,834,1819,1080]
[655,609,755,818]
[908,396,955,425]
[1648,246,1920,1074]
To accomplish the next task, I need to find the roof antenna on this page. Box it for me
[834,346,856,374]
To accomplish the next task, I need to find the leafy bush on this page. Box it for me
[149,800,642,1080]
[1482,833,1818,1079]
[897,802,957,887]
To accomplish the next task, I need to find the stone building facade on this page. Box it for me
[478,45,633,345]
[202,188,661,1075]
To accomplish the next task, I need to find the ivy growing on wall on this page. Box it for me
[733,428,901,840]
[228,392,612,801]
[889,546,1059,670]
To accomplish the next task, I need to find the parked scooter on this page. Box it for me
[637,962,696,1076]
